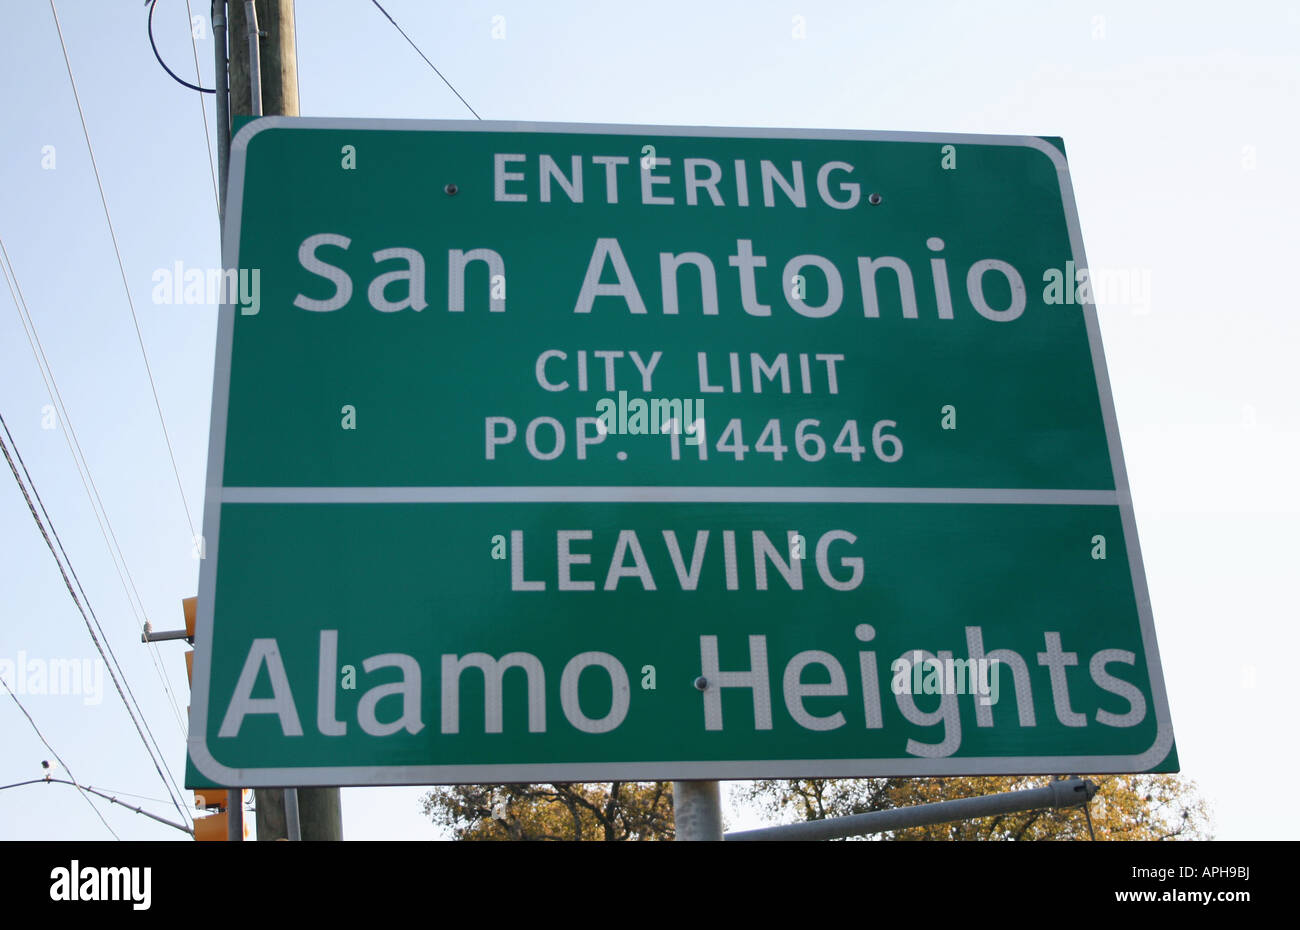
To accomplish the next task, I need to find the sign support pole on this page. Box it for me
[242,1,263,116]
[212,0,229,220]
[224,0,342,841]
[673,781,723,841]
[283,787,302,841]
[209,0,241,842]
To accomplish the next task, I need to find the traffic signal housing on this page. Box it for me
[193,789,250,841]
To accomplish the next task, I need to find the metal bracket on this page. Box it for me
[245,0,263,116]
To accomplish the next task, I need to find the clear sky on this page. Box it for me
[1,0,1296,840]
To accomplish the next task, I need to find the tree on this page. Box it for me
[422,774,1210,841]
[422,782,675,841]
[739,774,1211,841]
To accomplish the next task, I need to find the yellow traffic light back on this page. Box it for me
[183,596,197,638]
[184,595,197,685]
[193,790,250,841]
[194,812,227,842]
[184,595,249,840]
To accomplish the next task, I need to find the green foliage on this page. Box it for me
[422,774,1210,841]
[421,782,675,841]
[740,774,1212,841]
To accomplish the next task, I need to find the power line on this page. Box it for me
[147,0,216,93]
[0,393,188,756]
[143,1,220,219]
[0,412,191,821]
[0,241,189,742]
[47,0,199,542]
[77,785,175,806]
[0,779,192,835]
[0,237,190,743]
[1,678,120,839]
[181,0,222,217]
[0,414,192,829]
[369,0,482,119]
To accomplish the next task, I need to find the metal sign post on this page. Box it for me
[283,787,302,841]
[673,781,723,841]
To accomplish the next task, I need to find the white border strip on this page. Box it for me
[190,118,1175,787]
[220,486,1119,505]
[178,754,1175,788]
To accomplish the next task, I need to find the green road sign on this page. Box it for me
[188,118,1175,787]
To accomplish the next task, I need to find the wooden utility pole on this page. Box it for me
[227,0,298,118]
[219,0,342,841]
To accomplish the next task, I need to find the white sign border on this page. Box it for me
[189,118,1175,786]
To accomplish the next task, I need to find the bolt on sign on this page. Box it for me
[187,118,1175,788]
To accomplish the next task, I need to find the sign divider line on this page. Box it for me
[218,486,1120,505]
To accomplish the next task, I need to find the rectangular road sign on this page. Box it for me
[188,118,1175,787]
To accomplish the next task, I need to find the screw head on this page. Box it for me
[868,192,883,205]
[444,183,459,196]
[694,676,708,691]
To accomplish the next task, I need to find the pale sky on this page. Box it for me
[1,0,1296,840]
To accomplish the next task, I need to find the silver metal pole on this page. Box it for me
[673,781,723,841]
[227,788,244,841]
[212,0,230,218]
[202,0,236,809]
[726,777,1097,841]
[244,1,263,116]
[2,778,194,835]
[284,786,302,841]
[140,628,191,642]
